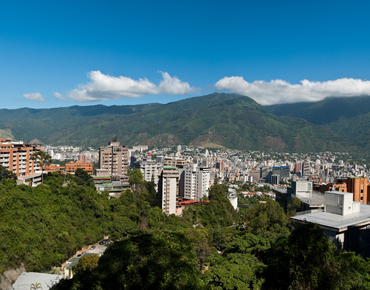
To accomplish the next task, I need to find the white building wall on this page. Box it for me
[183,165,211,200]
[197,168,211,199]
[169,178,177,214]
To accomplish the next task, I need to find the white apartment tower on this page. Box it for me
[135,159,159,186]
[183,164,211,200]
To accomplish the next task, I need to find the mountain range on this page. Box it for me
[0,93,368,152]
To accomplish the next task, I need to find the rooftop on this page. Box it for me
[291,203,370,231]
[163,166,178,170]
[12,272,61,290]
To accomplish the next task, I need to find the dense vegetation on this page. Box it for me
[1,165,370,289]
[0,93,357,152]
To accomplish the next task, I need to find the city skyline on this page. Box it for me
[2,0,370,108]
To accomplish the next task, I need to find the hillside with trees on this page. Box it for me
[0,166,369,289]
[264,95,370,152]
[0,93,358,152]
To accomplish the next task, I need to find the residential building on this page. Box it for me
[162,157,189,168]
[92,174,130,197]
[43,164,65,173]
[158,166,179,215]
[302,161,310,176]
[134,159,160,186]
[66,161,93,174]
[0,138,42,185]
[182,164,211,200]
[99,141,129,176]
[345,177,368,204]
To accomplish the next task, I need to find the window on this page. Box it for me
[361,196,364,201]
[361,189,364,194]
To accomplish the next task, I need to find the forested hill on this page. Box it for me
[0,93,358,152]
[264,95,370,151]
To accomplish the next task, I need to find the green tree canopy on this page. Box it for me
[0,164,17,183]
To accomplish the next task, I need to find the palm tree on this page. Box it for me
[30,282,43,290]
[30,150,52,184]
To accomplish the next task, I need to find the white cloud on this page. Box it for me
[56,71,196,102]
[53,92,67,101]
[215,77,370,105]
[22,92,45,101]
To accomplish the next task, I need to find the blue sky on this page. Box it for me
[1,0,370,108]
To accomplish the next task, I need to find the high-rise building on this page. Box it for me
[343,177,368,204]
[302,162,310,176]
[135,159,160,186]
[280,166,290,179]
[182,164,211,200]
[158,166,179,215]
[250,170,260,182]
[294,163,301,174]
[78,154,87,163]
[99,141,128,176]
[0,138,42,178]
[197,166,211,198]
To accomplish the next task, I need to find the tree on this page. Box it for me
[128,168,144,186]
[74,255,99,275]
[287,196,301,217]
[51,231,204,290]
[75,168,94,188]
[241,198,291,243]
[262,223,370,290]
[30,151,52,184]
[0,164,17,183]
[30,282,43,290]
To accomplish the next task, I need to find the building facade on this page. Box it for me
[291,191,370,258]
[99,141,128,176]
[135,159,160,186]
[0,138,41,178]
[182,165,211,200]
[158,166,179,215]
[66,161,93,174]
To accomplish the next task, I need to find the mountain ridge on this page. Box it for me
[0,93,360,152]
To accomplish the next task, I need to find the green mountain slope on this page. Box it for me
[0,93,357,152]
[264,96,370,125]
[264,96,370,151]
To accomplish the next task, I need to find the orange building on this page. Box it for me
[315,182,347,194]
[65,161,93,174]
[315,177,369,204]
[43,164,65,173]
[0,138,42,178]
[345,177,368,204]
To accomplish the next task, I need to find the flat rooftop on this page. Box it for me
[297,190,325,207]
[12,272,61,290]
[291,203,370,231]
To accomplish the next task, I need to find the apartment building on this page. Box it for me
[158,166,179,215]
[43,164,65,173]
[183,164,211,200]
[0,138,42,178]
[135,159,159,186]
[99,141,128,176]
[162,158,189,168]
[66,161,93,174]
